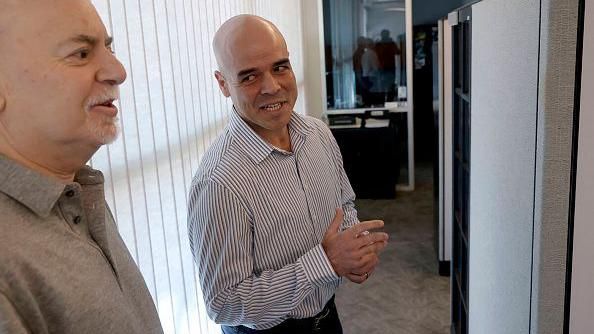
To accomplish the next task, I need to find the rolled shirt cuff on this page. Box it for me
[298,244,340,286]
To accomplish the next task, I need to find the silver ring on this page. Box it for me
[364,272,369,280]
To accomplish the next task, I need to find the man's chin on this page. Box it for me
[102,133,119,145]
[101,127,120,145]
[90,123,120,145]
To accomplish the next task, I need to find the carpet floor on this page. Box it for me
[335,165,450,334]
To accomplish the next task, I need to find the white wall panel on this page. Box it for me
[469,0,540,333]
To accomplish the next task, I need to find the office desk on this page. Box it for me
[325,104,415,191]
[329,118,400,199]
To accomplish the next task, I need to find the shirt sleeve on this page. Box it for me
[187,179,338,327]
[0,292,29,334]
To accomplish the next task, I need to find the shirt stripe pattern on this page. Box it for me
[188,110,358,330]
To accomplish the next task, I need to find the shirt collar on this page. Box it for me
[0,154,104,218]
[229,107,313,164]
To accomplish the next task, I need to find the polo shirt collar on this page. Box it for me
[0,154,103,218]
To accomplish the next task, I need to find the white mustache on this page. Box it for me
[85,89,120,112]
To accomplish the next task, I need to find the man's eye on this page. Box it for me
[72,50,90,59]
[241,74,257,83]
[275,65,290,72]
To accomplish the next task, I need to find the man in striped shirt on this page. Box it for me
[188,15,389,334]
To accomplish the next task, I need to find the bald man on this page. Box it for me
[0,1,162,333]
[188,15,389,333]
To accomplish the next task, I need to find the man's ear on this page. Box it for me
[214,70,231,97]
[0,78,9,113]
[0,89,5,113]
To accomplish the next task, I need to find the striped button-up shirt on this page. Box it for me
[188,110,359,329]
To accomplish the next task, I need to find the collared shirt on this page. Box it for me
[188,110,359,330]
[0,155,163,334]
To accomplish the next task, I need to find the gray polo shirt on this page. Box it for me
[0,155,163,334]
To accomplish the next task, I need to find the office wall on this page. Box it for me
[469,0,581,332]
[530,0,580,332]
[300,1,326,119]
[569,0,594,331]
[469,0,540,332]
[442,18,453,262]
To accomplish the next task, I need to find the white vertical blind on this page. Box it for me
[89,1,305,333]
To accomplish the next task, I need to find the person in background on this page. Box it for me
[375,29,401,101]
[352,36,368,106]
[361,37,382,106]
[188,14,389,334]
[0,0,163,333]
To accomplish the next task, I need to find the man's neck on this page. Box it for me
[0,140,93,184]
[237,111,293,152]
[253,126,291,152]
[256,127,291,152]
[269,133,291,152]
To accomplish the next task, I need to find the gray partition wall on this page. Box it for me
[466,0,581,333]
[531,0,581,333]
[569,0,593,331]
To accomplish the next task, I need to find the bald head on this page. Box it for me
[211,15,297,143]
[0,0,56,34]
[0,0,20,37]
[213,15,287,75]
[0,0,127,180]
[0,0,104,57]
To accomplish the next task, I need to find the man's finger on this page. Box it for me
[350,220,384,236]
[370,231,389,243]
[373,240,389,253]
[346,273,366,284]
[355,238,389,258]
[353,253,378,270]
[356,232,389,249]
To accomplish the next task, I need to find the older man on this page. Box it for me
[0,1,162,333]
[188,15,389,333]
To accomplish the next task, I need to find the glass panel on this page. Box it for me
[323,0,407,109]
[463,21,470,94]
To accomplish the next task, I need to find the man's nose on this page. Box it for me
[260,72,281,95]
[96,52,127,86]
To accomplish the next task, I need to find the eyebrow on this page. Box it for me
[236,67,258,79]
[236,58,291,78]
[64,34,113,47]
[273,58,291,67]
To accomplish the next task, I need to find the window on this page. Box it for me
[323,0,408,109]
[89,1,305,333]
